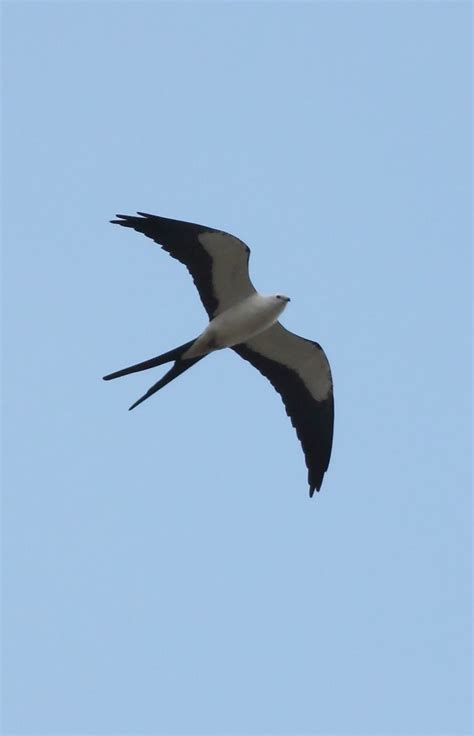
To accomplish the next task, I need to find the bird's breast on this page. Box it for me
[208,294,285,348]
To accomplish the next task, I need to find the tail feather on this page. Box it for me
[103,339,195,381]
[128,356,204,410]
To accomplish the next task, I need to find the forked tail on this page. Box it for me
[103,338,206,410]
[102,339,196,381]
[127,355,204,410]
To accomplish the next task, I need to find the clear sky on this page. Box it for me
[2,2,471,734]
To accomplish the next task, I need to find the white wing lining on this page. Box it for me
[198,231,256,315]
[242,323,333,401]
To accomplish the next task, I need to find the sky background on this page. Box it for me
[2,2,472,734]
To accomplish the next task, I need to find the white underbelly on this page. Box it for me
[185,294,286,358]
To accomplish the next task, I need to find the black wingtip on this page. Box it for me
[110,214,129,225]
[110,212,154,226]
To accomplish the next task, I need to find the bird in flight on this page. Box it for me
[104,213,334,496]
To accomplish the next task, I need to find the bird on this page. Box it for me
[103,212,334,496]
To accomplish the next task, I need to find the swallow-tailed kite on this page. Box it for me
[104,213,334,495]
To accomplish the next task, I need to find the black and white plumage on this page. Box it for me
[104,213,334,496]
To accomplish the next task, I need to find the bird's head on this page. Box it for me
[274,294,291,305]
[269,294,291,316]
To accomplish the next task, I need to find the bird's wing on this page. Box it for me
[111,213,256,319]
[233,323,334,495]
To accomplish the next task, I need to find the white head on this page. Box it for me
[272,293,291,315]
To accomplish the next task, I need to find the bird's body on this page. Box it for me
[104,212,334,496]
[184,293,289,359]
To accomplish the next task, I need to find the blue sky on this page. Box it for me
[2,2,471,734]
